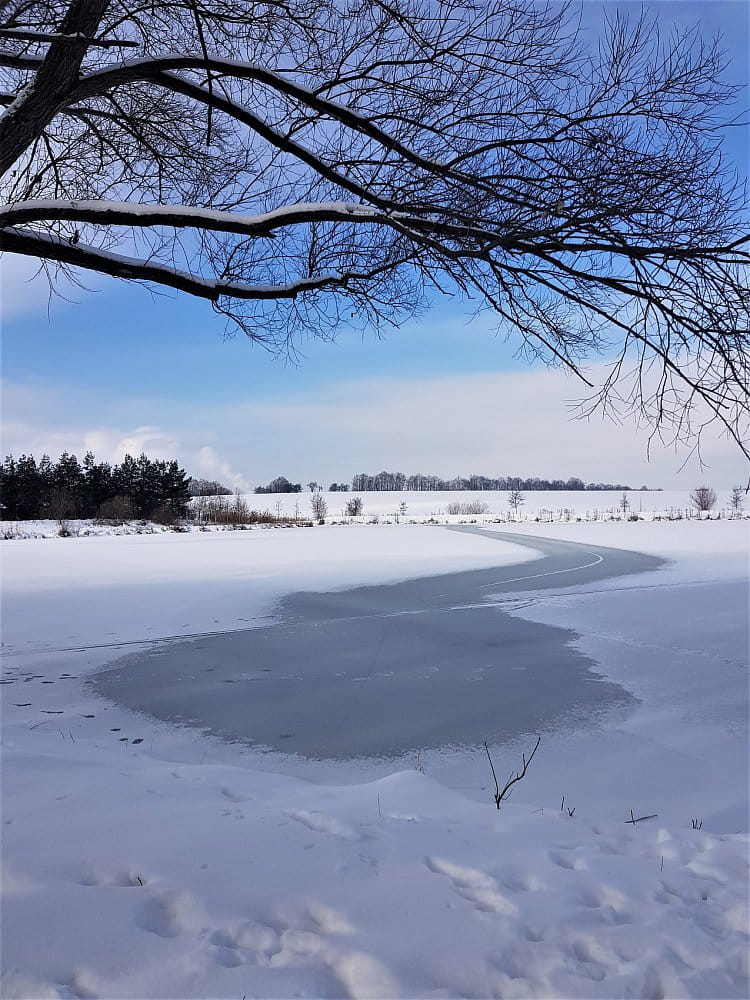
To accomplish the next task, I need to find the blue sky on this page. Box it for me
[1,1,748,490]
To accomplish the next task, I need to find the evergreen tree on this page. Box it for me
[14,455,41,518]
[162,460,191,515]
[114,454,139,504]
[83,451,115,513]
[37,454,53,514]
[0,456,19,518]
[49,452,84,517]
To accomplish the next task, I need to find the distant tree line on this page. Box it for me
[188,478,233,497]
[1,451,191,520]
[350,472,640,492]
[254,476,302,494]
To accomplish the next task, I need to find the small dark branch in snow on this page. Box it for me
[484,736,541,809]
[692,818,703,830]
[560,796,564,811]
[626,809,658,825]
[567,806,575,817]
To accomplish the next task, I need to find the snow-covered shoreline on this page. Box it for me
[1,521,748,999]
[2,487,747,541]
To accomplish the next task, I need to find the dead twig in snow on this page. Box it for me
[626,809,658,825]
[484,736,541,810]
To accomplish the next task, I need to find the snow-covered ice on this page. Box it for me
[1,520,747,998]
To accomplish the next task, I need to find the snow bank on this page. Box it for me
[1,735,747,999]
[1,521,747,998]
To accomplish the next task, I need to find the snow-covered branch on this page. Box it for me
[0,226,345,301]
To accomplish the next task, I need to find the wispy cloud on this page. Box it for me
[2,367,744,489]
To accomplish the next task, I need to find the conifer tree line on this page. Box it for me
[0,451,191,520]
[350,472,639,492]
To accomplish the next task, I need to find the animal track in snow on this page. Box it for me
[210,921,279,966]
[501,869,546,893]
[548,849,586,871]
[287,810,357,840]
[425,856,517,915]
[569,934,618,969]
[578,881,628,910]
[219,786,251,803]
[138,890,202,937]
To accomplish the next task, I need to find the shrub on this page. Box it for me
[690,486,717,512]
[96,495,135,524]
[150,504,178,525]
[462,499,489,515]
[447,500,489,515]
[310,493,328,520]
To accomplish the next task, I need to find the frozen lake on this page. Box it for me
[92,529,664,758]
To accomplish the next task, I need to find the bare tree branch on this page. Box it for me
[0,0,747,456]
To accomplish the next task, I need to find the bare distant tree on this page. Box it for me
[307,482,320,493]
[619,492,630,515]
[1,1,748,456]
[730,487,744,515]
[310,492,327,520]
[508,490,525,515]
[188,477,232,497]
[690,486,718,512]
[344,496,363,517]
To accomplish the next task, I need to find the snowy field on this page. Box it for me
[230,488,741,522]
[1,519,748,999]
[2,489,745,541]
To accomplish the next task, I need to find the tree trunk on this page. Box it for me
[0,0,111,176]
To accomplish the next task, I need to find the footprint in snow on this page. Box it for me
[211,921,279,966]
[425,856,517,916]
[138,890,202,938]
[548,849,586,871]
[502,869,546,893]
[287,810,358,840]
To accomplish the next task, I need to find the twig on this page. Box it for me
[626,809,658,825]
[484,736,541,809]
[0,27,139,47]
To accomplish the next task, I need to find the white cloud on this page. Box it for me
[193,446,249,491]
[1,368,745,490]
[0,395,250,491]
[220,366,745,489]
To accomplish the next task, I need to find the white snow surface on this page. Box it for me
[227,488,740,520]
[1,521,748,999]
